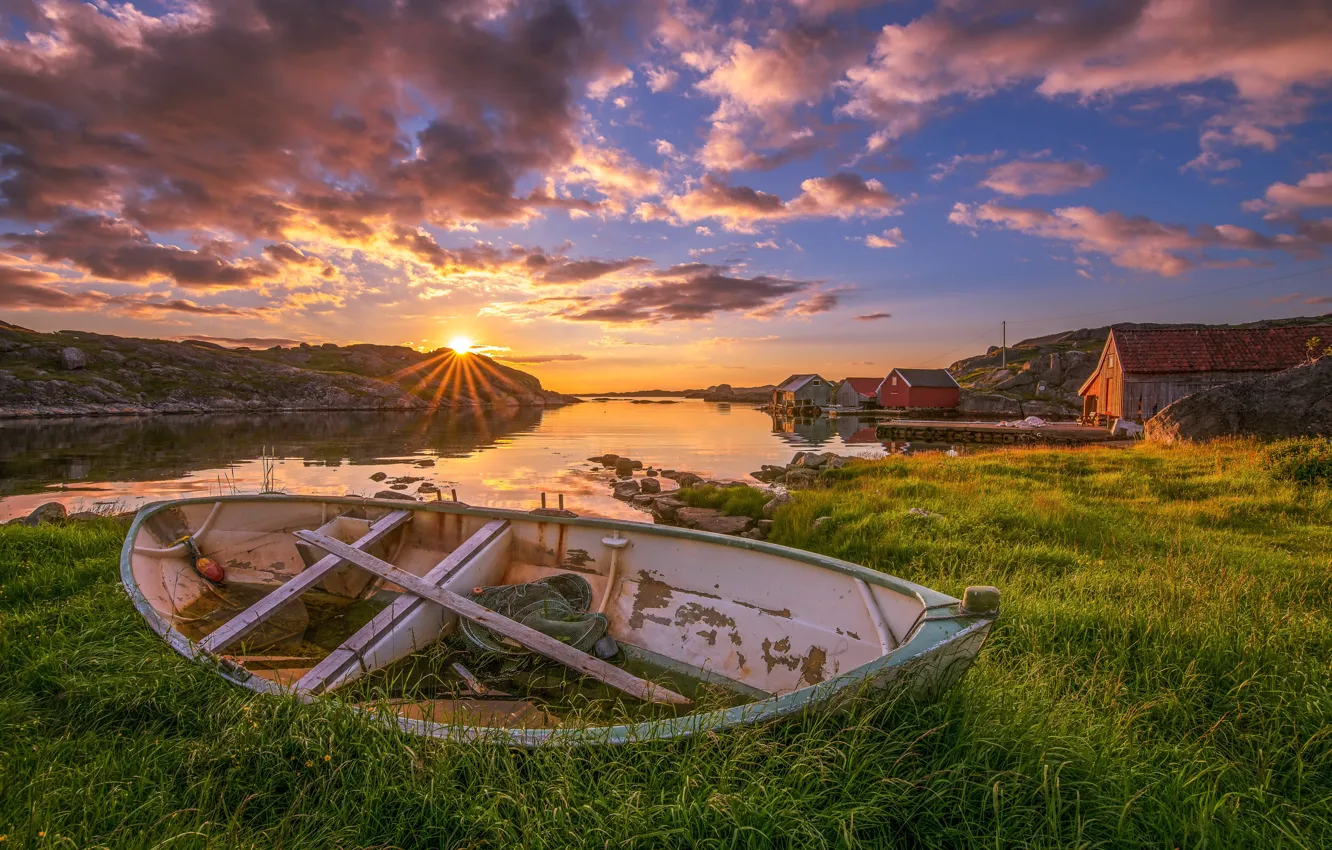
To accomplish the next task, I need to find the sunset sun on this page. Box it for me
[448,335,474,355]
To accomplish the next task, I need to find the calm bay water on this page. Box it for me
[0,399,895,522]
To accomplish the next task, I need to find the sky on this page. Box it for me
[1,0,1331,392]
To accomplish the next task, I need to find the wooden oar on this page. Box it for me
[292,530,691,707]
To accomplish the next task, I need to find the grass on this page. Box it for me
[1,441,1330,848]
[1264,437,1332,486]
[673,483,773,520]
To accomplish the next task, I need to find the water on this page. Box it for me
[0,399,903,522]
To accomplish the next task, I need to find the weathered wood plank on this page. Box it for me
[198,510,413,655]
[294,530,692,707]
[295,518,510,695]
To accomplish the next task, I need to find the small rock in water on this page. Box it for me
[645,468,659,477]
[675,472,704,488]
[639,477,661,494]
[417,482,440,493]
[389,483,409,490]
[369,471,388,482]
[415,458,437,467]
[23,502,67,526]
[631,493,656,507]
[614,458,636,477]
[374,489,418,501]
[611,480,641,500]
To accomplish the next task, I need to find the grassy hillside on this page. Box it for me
[1,441,1328,847]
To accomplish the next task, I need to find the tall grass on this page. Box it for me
[674,483,772,519]
[1,441,1330,848]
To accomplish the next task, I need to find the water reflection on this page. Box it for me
[0,400,902,522]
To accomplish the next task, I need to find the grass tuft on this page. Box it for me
[673,484,772,520]
[1264,436,1332,486]
[1,442,1330,848]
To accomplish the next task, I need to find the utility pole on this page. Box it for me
[1001,321,1006,369]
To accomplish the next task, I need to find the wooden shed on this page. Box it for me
[834,377,883,409]
[772,374,832,413]
[1079,325,1326,422]
[878,368,961,409]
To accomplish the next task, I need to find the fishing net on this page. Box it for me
[459,574,617,659]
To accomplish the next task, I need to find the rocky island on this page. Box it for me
[0,321,578,418]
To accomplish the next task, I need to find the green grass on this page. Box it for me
[674,483,772,520]
[1264,437,1332,486]
[2,441,1330,848]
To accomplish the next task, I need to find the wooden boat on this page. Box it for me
[121,494,999,746]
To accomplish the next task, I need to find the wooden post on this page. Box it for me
[293,530,691,707]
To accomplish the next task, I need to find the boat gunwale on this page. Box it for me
[119,493,995,746]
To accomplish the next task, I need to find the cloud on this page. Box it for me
[645,66,680,93]
[855,312,892,320]
[0,266,259,316]
[666,173,900,231]
[931,150,1006,182]
[864,227,904,248]
[1246,170,1332,212]
[539,258,652,284]
[980,160,1106,197]
[587,66,634,100]
[0,0,639,273]
[561,270,812,323]
[494,353,589,364]
[949,201,1332,276]
[791,291,840,315]
[841,1,1332,167]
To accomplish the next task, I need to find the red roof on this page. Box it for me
[1112,326,1329,374]
[841,377,882,396]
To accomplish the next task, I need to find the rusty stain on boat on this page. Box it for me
[736,600,793,619]
[697,628,717,645]
[729,631,743,646]
[563,548,593,567]
[673,601,735,629]
[629,570,674,629]
[800,646,827,684]
[760,636,800,673]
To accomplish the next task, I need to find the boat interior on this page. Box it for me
[127,498,931,730]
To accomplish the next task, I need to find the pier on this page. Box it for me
[875,420,1117,446]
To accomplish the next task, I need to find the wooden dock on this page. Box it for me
[875,420,1117,446]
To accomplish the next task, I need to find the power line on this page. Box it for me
[922,321,1004,367]
[1008,263,1332,326]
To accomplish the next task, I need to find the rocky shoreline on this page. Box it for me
[0,322,579,418]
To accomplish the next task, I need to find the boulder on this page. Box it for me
[374,489,418,501]
[674,472,704,489]
[757,519,774,534]
[750,466,786,483]
[645,468,659,477]
[675,507,754,536]
[59,347,87,370]
[762,491,793,517]
[611,480,641,500]
[740,528,765,540]
[1146,357,1332,444]
[639,477,661,494]
[784,468,819,489]
[614,458,636,477]
[994,371,1035,391]
[23,502,67,525]
[650,496,687,521]
[631,493,656,507]
[957,391,1023,417]
[796,452,827,469]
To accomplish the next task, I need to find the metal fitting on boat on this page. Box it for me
[961,585,1000,614]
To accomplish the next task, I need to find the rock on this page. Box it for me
[390,476,423,485]
[789,451,811,467]
[812,515,831,529]
[614,458,636,477]
[611,480,641,500]
[740,529,764,540]
[762,492,792,517]
[822,453,848,470]
[1146,357,1332,444]
[906,507,941,519]
[631,493,656,507]
[645,468,658,477]
[66,511,103,522]
[369,471,388,482]
[639,477,661,494]
[588,454,618,466]
[650,496,687,521]
[23,502,67,525]
[797,453,827,469]
[784,468,819,489]
[957,391,1024,417]
[757,519,774,534]
[675,472,704,489]
[415,459,436,467]
[417,482,440,493]
[374,489,418,501]
[675,507,754,536]
[59,347,87,370]
[389,483,409,490]
[994,371,1035,391]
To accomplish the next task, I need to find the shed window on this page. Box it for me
[1107,354,1115,367]
[810,379,821,385]
[891,376,897,386]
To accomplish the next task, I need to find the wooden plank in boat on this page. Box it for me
[294,519,511,695]
[293,530,692,707]
[248,666,316,687]
[198,510,413,655]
